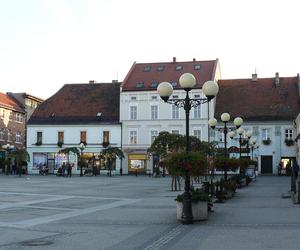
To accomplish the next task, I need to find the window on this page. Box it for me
[150,82,158,88]
[285,129,293,140]
[171,130,179,134]
[262,128,271,140]
[172,105,179,119]
[193,105,201,119]
[150,130,158,144]
[129,130,137,144]
[151,96,157,100]
[130,96,137,100]
[103,131,110,143]
[58,131,64,143]
[80,131,86,143]
[175,65,183,71]
[136,82,144,88]
[16,113,23,123]
[151,105,158,120]
[0,109,4,119]
[37,132,42,144]
[143,66,151,72]
[8,130,12,142]
[157,65,165,71]
[0,129,4,140]
[193,130,201,140]
[130,106,137,120]
[16,132,21,143]
[194,64,201,70]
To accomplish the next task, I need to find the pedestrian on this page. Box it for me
[292,161,299,180]
[67,163,72,177]
[62,162,66,177]
[277,162,282,176]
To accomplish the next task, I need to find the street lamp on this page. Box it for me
[2,144,15,175]
[250,139,258,160]
[209,115,243,181]
[157,73,219,224]
[79,142,86,176]
[245,131,253,157]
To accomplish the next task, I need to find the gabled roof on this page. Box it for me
[215,76,300,121]
[0,92,24,113]
[121,58,219,91]
[28,82,121,125]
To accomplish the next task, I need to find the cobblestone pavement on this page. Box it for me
[0,175,298,250]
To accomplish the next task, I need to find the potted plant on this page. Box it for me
[175,189,210,221]
[262,138,271,145]
[285,139,294,147]
[57,141,63,148]
[35,141,42,146]
[102,142,109,148]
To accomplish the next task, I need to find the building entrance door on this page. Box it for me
[47,159,55,174]
[261,155,273,174]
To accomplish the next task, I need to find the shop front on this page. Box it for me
[128,154,148,174]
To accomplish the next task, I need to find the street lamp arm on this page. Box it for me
[165,97,211,109]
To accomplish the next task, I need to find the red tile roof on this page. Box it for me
[0,92,24,113]
[28,82,121,125]
[121,59,219,91]
[215,76,300,121]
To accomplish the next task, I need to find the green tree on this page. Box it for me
[9,148,30,177]
[99,147,124,176]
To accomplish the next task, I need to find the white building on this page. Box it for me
[27,82,122,174]
[120,58,221,174]
[213,73,300,174]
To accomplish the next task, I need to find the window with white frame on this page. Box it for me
[0,109,4,119]
[37,132,43,144]
[151,105,158,120]
[193,105,201,119]
[8,130,12,142]
[285,129,293,140]
[129,130,137,144]
[15,132,21,143]
[0,129,4,140]
[193,129,201,140]
[16,113,23,123]
[150,130,158,144]
[172,105,179,119]
[171,130,180,134]
[130,106,137,120]
[262,128,271,140]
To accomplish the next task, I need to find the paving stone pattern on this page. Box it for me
[0,175,299,249]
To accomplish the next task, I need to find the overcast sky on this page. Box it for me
[0,0,299,99]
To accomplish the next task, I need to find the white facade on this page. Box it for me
[27,124,122,174]
[295,113,300,164]
[120,89,217,174]
[211,121,297,174]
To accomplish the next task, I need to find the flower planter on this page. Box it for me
[176,201,208,221]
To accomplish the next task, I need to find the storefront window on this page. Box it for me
[128,154,147,172]
[33,153,47,170]
[55,153,68,170]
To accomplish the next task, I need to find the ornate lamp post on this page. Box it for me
[245,131,253,157]
[157,73,219,224]
[79,142,86,176]
[209,115,243,181]
[250,139,258,160]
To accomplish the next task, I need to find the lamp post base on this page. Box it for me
[181,190,193,224]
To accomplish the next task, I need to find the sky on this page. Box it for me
[0,0,299,99]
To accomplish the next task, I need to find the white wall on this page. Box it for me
[27,124,122,174]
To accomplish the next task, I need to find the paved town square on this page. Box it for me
[0,175,299,250]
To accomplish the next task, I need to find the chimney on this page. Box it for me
[193,58,196,62]
[112,80,118,83]
[274,72,280,87]
[252,73,258,82]
[89,80,96,84]
[173,57,176,63]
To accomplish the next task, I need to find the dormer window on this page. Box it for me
[136,82,144,88]
[194,64,201,70]
[96,112,102,117]
[171,82,178,87]
[143,66,151,72]
[131,96,137,100]
[175,65,183,71]
[151,96,157,100]
[157,65,165,71]
[150,82,158,88]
